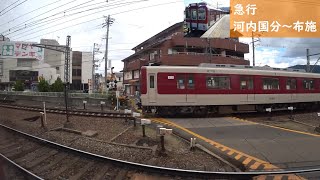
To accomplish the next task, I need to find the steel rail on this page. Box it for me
[0,104,128,118]
[1,123,320,179]
[0,152,44,180]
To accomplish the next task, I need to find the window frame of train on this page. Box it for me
[185,9,191,19]
[262,77,280,90]
[286,78,297,90]
[176,74,195,90]
[303,79,315,90]
[191,9,197,20]
[240,76,254,90]
[150,75,155,89]
[206,76,230,89]
[198,8,206,20]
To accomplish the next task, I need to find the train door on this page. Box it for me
[176,74,187,103]
[247,77,255,101]
[186,74,196,103]
[148,74,156,103]
[241,76,255,101]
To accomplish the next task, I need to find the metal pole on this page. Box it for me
[43,102,47,125]
[160,135,165,152]
[64,36,71,124]
[64,83,69,122]
[64,36,71,83]
[252,31,255,66]
[92,43,96,93]
[142,124,146,137]
[104,15,114,93]
[307,49,310,72]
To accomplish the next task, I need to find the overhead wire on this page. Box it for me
[5,0,110,35]
[0,0,29,16]
[1,0,132,35]
[0,0,63,27]
[1,0,82,34]
[20,0,182,41]
[0,0,21,15]
[10,0,150,39]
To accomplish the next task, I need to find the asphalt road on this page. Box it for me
[166,117,320,170]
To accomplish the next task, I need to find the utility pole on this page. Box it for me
[251,31,260,66]
[92,43,97,93]
[64,35,71,124]
[307,49,310,72]
[103,15,114,93]
[252,32,255,66]
[65,36,71,84]
[216,2,222,9]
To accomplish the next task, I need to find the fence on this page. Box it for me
[0,91,115,99]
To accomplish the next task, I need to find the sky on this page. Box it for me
[0,0,319,74]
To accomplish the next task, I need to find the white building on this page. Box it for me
[0,38,93,91]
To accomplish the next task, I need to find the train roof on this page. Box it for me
[186,2,225,12]
[143,65,320,78]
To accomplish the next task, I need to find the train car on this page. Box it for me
[184,2,228,34]
[140,64,320,116]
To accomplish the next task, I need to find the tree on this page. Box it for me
[14,80,24,91]
[38,78,50,92]
[51,77,64,92]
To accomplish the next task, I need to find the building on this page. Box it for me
[0,38,92,91]
[122,22,250,95]
[70,51,93,91]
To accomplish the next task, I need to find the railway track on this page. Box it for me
[0,123,250,180]
[0,124,132,180]
[2,103,320,179]
[0,103,129,118]
[2,119,320,179]
[0,101,315,120]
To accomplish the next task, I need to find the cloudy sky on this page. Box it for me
[0,0,318,73]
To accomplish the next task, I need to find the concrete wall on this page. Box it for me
[0,58,17,82]
[81,52,93,85]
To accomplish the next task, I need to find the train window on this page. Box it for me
[187,75,195,89]
[198,8,206,20]
[286,78,296,90]
[262,78,279,90]
[240,76,254,90]
[303,79,314,90]
[150,76,154,88]
[206,76,230,89]
[192,9,197,20]
[177,76,185,89]
[185,9,191,19]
